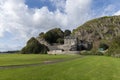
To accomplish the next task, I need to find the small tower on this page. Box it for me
[64,36,78,51]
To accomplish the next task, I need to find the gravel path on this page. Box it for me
[0,56,84,69]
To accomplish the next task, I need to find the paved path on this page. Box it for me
[0,56,84,69]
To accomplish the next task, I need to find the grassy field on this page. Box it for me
[0,54,75,66]
[0,54,120,80]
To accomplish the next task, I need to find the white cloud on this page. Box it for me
[0,0,92,51]
[50,0,66,11]
[0,43,21,51]
[114,10,120,15]
[65,0,92,28]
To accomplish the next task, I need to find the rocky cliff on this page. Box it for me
[74,16,120,42]
[73,15,120,50]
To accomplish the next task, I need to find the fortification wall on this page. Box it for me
[48,51,80,55]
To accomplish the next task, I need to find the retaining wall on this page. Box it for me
[48,51,80,55]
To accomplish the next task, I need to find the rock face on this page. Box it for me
[74,16,120,42]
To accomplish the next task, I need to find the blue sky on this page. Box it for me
[25,0,56,11]
[0,0,120,51]
[25,0,120,15]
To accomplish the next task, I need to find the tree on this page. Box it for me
[44,28,64,44]
[64,30,71,36]
[21,37,49,54]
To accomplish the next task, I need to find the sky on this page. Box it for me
[0,0,120,51]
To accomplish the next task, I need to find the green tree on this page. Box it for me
[21,37,49,54]
[64,30,71,36]
[44,28,64,44]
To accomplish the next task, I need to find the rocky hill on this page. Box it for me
[73,15,120,49]
[22,15,120,55]
[74,15,120,41]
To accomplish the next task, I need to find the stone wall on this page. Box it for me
[48,51,80,55]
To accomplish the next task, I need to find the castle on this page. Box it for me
[37,36,92,54]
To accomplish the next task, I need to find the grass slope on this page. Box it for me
[0,55,120,80]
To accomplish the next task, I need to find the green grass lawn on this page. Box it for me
[0,54,75,66]
[0,54,120,80]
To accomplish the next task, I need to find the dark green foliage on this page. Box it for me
[64,30,71,36]
[44,28,64,44]
[21,37,49,54]
[107,36,120,55]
